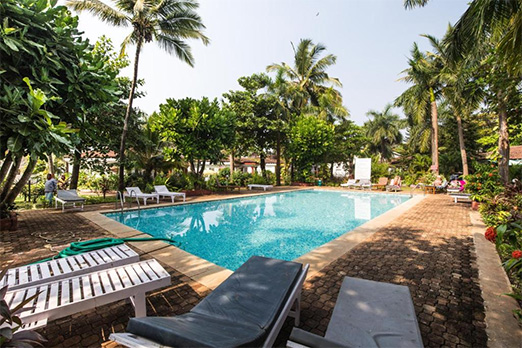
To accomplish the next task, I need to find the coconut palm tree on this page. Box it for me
[66,0,209,190]
[395,42,442,174]
[267,39,343,112]
[364,104,403,162]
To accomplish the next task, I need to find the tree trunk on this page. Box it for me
[275,132,281,186]
[47,153,54,176]
[430,89,439,175]
[330,161,335,180]
[118,36,144,191]
[3,157,37,206]
[0,156,22,202]
[69,150,81,190]
[260,152,266,179]
[498,102,510,185]
[229,152,234,174]
[455,113,468,176]
[0,155,13,185]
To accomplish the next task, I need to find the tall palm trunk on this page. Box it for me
[455,113,468,176]
[498,100,510,185]
[118,36,143,191]
[430,88,439,174]
[229,152,234,174]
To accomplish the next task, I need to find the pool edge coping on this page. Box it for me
[81,189,424,290]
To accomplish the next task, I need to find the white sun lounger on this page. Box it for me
[54,189,86,212]
[154,185,186,203]
[4,259,171,331]
[450,193,472,203]
[340,179,357,188]
[1,244,139,291]
[353,179,371,190]
[247,184,274,191]
[125,187,159,206]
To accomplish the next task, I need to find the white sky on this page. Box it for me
[63,0,469,125]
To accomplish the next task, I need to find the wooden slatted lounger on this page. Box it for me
[4,259,171,331]
[1,245,140,291]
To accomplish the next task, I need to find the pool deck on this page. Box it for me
[1,187,520,347]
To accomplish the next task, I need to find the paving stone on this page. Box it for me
[1,195,488,348]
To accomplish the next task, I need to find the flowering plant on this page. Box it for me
[465,163,503,202]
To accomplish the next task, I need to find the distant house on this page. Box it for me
[510,145,522,165]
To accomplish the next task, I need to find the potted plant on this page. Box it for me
[0,203,18,231]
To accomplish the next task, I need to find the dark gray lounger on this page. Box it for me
[110,256,309,348]
[288,277,424,348]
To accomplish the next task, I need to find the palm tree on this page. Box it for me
[404,0,521,184]
[66,0,209,191]
[395,42,442,174]
[364,104,403,162]
[267,39,342,112]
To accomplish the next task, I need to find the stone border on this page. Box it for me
[470,211,522,348]
[82,190,424,289]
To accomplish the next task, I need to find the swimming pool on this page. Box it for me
[105,190,409,270]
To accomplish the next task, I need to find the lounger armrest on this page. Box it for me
[288,328,351,348]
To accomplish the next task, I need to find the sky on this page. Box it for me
[63,0,470,125]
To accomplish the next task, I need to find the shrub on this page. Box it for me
[465,163,503,202]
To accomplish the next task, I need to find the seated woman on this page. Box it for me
[433,175,443,187]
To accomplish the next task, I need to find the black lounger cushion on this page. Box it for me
[126,256,303,347]
[126,312,263,348]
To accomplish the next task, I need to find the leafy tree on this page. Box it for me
[152,98,236,181]
[0,0,95,206]
[66,0,210,191]
[363,104,403,162]
[223,73,278,179]
[288,116,334,182]
[325,120,365,179]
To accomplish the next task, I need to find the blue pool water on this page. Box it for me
[105,190,409,270]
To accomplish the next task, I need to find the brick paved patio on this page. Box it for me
[0,194,487,347]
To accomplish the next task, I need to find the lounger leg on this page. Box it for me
[171,196,175,203]
[130,292,147,317]
[143,198,147,206]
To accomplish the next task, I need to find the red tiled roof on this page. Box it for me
[511,145,522,160]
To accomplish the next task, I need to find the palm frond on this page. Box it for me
[66,0,130,26]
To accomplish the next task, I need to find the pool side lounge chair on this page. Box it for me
[340,179,357,188]
[110,256,310,348]
[247,184,274,191]
[55,189,86,212]
[154,185,186,203]
[450,192,472,203]
[1,244,139,291]
[386,177,402,192]
[287,277,423,348]
[436,180,448,192]
[125,187,159,206]
[5,259,170,331]
[372,177,388,191]
[354,179,371,190]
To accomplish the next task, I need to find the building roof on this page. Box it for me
[511,145,522,160]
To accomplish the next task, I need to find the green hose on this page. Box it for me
[33,237,175,263]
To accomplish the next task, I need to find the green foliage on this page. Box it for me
[288,116,334,181]
[370,157,390,182]
[152,97,236,180]
[364,104,403,161]
[465,162,503,202]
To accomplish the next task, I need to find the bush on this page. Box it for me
[371,158,390,182]
[465,162,503,202]
[480,180,522,322]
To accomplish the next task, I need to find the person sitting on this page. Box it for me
[58,174,69,190]
[433,175,443,187]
